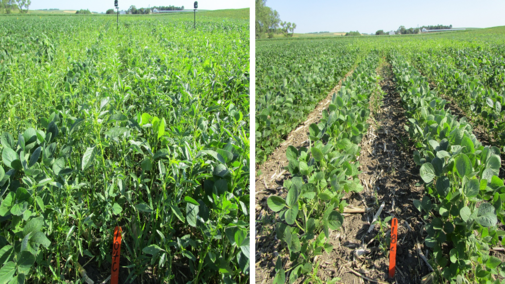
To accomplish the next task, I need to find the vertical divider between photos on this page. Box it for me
[249,0,256,282]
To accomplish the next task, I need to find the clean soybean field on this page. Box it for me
[0,10,249,284]
[255,27,505,284]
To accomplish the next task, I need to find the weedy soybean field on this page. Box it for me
[256,27,505,284]
[0,11,249,284]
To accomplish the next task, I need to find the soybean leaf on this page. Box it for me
[476,203,497,227]
[285,206,298,225]
[112,203,122,215]
[460,206,471,222]
[327,211,343,230]
[0,133,14,149]
[186,202,199,227]
[420,163,436,183]
[455,154,471,178]
[28,146,42,167]
[286,187,299,207]
[23,217,44,236]
[17,251,35,274]
[311,147,324,162]
[436,177,450,197]
[464,178,479,198]
[267,196,286,212]
[2,148,18,169]
[486,256,501,270]
[106,127,128,138]
[30,232,51,248]
[0,261,15,284]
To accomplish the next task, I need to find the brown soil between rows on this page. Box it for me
[333,62,430,284]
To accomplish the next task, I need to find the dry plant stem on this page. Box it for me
[100,275,112,284]
[347,267,390,284]
[416,243,434,272]
[368,201,385,233]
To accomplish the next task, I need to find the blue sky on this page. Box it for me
[265,0,505,34]
[30,0,249,12]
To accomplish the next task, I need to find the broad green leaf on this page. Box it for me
[216,149,233,163]
[112,203,122,215]
[0,192,14,216]
[311,147,324,162]
[486,155,501,175]
[461,136,475,153]
[9,274,25,284]
[327,211,343,230]
[267,196,286,212]
[30,232,50,248]
[486,256,501,269]
[0,245,13,266]
[0,261,16,284]
[2,148,18,169]
[420,163,436,183]
[28,146,41,167]
[286,187,299,207]
[143,244,164,255]
[213,164,229,177]
[141,158,152,171]
[17,251,35,275]
[105,127,128,138]
[460,206,471,222]
[23,217,44,236]
[286,146,298,163]
[186,202,199,227]
[476,203,497,227]
[299,161,309,175]
[0,133,14,149]
[464,179,479,198]
[455,154,472,178]
[285,206,298,225]
[436,177,450,197]
[10,202,28,216]
[81,147,96,171]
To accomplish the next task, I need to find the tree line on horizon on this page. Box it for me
[376,24,453,35]
[256,0,297,38]
[106,5,184,15]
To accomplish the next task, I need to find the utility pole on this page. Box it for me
[115,0,119,31]
[194,1,198,29]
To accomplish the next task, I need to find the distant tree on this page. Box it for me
[291,23,297,35]
[345,31,361,36]
[376,29,385,35]
[106,8,114,14]
[129,5,137,14]
[75,9,91,14]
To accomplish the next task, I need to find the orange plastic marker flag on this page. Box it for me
[111,226,122,284]
[389,218,398,278]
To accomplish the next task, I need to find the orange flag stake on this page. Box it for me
[111,226,122,284]
[389,218,398,278]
